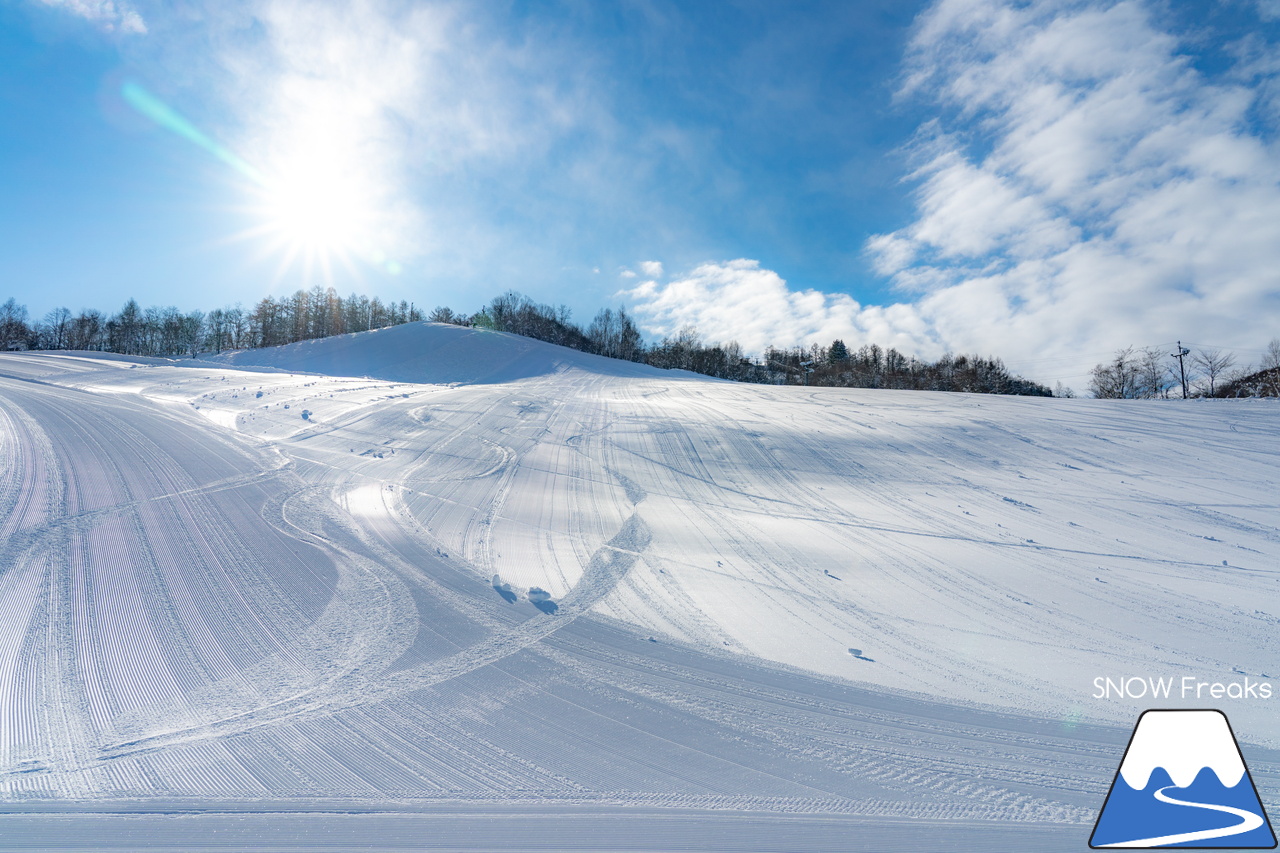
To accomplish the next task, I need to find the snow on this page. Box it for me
[1,327,1279,850]
[202,321,663,385]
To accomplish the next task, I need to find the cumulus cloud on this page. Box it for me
[36,0,146,33]
[638,260,664,278]
[866,0,1280,382]
[627,0,1280,388]
[622,259,932,355]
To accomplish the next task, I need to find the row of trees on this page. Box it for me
[2,288,1051,396]
[0,299,196,354]
[251,289,421,349]
[1089,342,1280,399]
[0,288,422,358]
[764,343,1053,394]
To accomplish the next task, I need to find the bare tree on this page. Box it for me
[68,309,104,350]
[1137,346,1173,399]
[205,308,228,353]
[38,307,72,350]
[227,304,248,350]
[586,307,643,361]
[1262,338,1280,372]
[428,306,457,324]
[1089,347,1141,398]
[0,298,31,350]
[1192,347,1236,396]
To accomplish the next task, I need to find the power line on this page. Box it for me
[1176,341,1272,357]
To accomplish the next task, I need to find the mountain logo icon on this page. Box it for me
[1091,709,1276,848]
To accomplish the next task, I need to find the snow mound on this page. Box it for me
[204,322,668,385]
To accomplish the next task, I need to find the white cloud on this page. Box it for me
[36,0,146,33]
[622,259,933,356]
[638,260,664,278]
[882,0,1280,385]
[627,1,1280,390]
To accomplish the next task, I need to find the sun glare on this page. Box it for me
[117,79,403,284]
[237,152,405,285]
[264,172,360,254]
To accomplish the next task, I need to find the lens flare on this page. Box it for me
[120,81,401,281]
[121,82,265,186]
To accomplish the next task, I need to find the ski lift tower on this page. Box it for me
[800,359,815,386]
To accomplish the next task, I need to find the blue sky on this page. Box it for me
[3,0,1279,388]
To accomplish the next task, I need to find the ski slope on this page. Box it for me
[1,323,1278,851]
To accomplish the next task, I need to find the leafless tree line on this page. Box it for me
[1089,341,1280,398]
[0,287,422,358]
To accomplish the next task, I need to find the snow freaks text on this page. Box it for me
[1093,676,1274,701]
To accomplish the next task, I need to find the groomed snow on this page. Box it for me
[1,323,1278,850]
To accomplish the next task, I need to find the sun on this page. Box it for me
[236,142,404,285]
[259,164,366,260]
[218,101,407,284]
[269,180,350,248]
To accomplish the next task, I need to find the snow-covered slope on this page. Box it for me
[1,330,1278,851]
[202,321,665,385]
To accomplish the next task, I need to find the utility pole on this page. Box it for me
[1171,341,1190,399]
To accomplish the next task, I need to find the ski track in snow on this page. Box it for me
[1,335,1278,850]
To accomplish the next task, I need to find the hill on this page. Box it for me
[203,320,667,385]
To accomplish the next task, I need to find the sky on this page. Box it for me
[2,0,1279,389]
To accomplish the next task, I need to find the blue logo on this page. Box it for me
[1091,709,1276,848]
